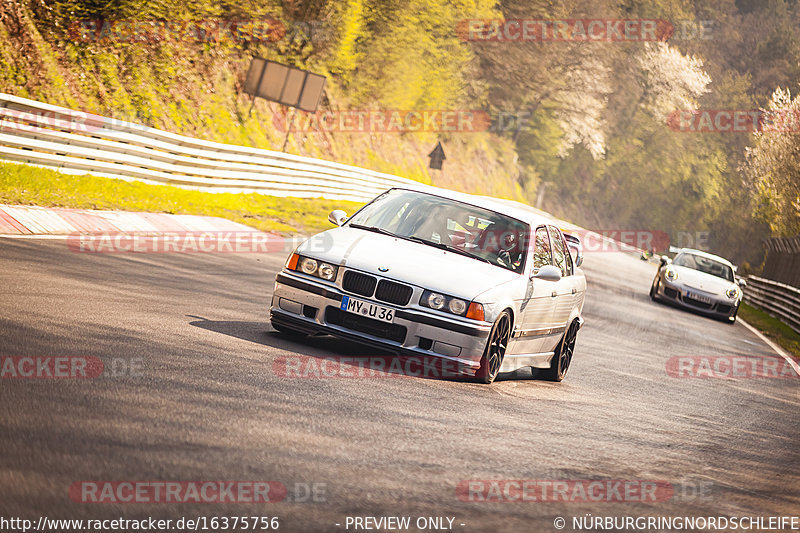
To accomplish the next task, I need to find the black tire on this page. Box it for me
[649,276,660,301]
[541,320,579,382]
[727,304,740,324]
[477,311,511,384]
[271,321,308,339]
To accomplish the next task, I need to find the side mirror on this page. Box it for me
[659,255,670,266]
[328,209,348,226]
[738,278,747,288]
[532,265,562,282]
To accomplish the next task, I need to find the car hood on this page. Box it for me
[297,227,520,300]
[670,265,734,294]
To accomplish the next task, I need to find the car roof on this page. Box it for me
[676,248,734,267]
[388,186,555,228]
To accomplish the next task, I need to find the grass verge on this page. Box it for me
[0,162,364,234]
[739,302,800,359]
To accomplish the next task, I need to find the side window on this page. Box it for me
[563,235,574,276]
[548,226,567,276]
[533,226,552,272]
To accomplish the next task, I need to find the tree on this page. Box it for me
[744,87,800,236]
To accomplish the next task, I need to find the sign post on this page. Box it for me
[243,58,327,151]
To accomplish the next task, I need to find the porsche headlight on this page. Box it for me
[726,286,740,299]
[665,267,678,281]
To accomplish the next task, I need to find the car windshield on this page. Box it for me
[346,189,530,273]
[673,253,734,281]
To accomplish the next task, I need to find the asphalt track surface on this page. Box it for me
[1,237,798,532]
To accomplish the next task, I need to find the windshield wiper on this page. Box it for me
[406,236,493,264]
[349,224,398,237]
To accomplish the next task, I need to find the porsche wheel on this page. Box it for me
[650,277,660,301]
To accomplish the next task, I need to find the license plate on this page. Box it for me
[685,290,712,303]
[340,296,395,323]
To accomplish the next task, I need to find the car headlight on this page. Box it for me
[317,262,336,281]
[665,267,678,281]
[420,290,471,317]
[288,253,338,282]
[448,298,467,315]
[426,292,446,310]
[300,257,318,275]
[726,286,740,299]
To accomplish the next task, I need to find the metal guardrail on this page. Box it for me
[0,94,649,262]
[762,236,800,289]
[744,275,800,334]
[0,93,416,202]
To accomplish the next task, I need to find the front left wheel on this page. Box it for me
[477,311,511,384]
[541,320,579,382]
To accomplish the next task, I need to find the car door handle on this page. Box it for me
[551,291,557,298]
[572,288,577,294]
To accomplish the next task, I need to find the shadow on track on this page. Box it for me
[187,315,540,383]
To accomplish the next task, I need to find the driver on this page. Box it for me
[476,224,521,268]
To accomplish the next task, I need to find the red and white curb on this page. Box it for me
[0,204,255,235]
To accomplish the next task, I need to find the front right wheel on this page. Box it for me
[476,311,511,384]
[649,276,660,301]
[726,303,740,324]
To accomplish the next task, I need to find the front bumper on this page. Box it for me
[656,277,739,319]
[270,271,492,372]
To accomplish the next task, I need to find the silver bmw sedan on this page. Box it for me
[269,186,586,383]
